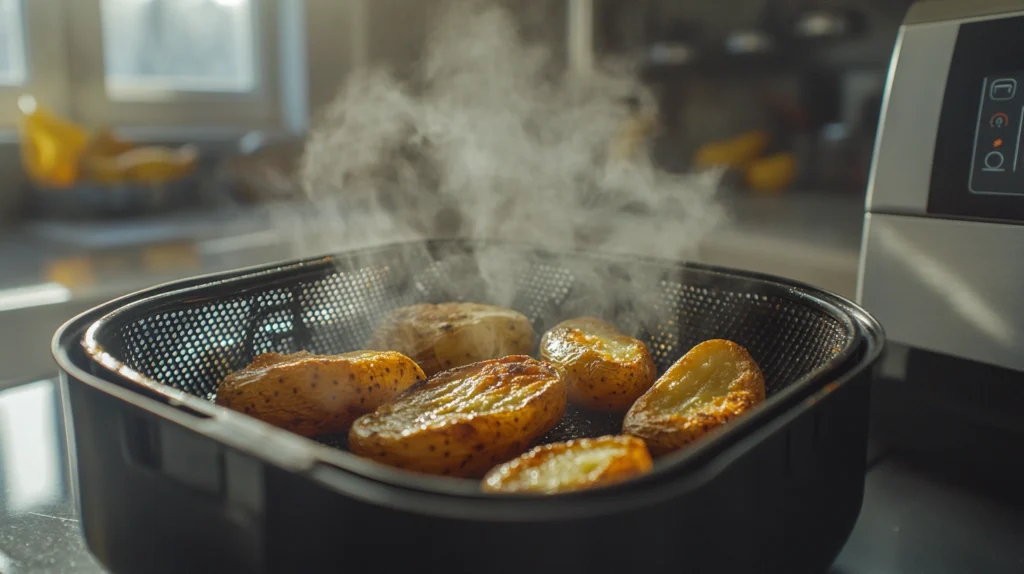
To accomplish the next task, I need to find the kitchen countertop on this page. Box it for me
[0,379,97,573]
[1,375,1021,573]
[0,191,864,296]
[0,190,864,298]
[0,191,864,384]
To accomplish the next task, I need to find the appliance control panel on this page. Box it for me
[860,1,1024,376]
[929,14,1024,221]
[969,74,1024,195]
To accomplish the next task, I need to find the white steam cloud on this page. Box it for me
[288,0,726,315]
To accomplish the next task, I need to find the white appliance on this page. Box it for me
[859,0,1024,374]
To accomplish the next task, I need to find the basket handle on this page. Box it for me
[241,285,310,362]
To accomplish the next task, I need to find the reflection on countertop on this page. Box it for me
[0,379,104,574]
[833,459,1024,574]
[0,204,285,296]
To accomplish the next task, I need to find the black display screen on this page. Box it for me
[969,74,1024,195]
[929,15,1024,222]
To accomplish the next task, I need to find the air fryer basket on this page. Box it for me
[83,239,856,468]
[58,239,883,574]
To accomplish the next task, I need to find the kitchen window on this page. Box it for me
[0,0,306,135]
[0,0,71,129]
[100,0,258,95]
[67,0,290,133]
[0,0,28,87]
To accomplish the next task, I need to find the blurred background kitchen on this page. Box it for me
[0,0,910,384]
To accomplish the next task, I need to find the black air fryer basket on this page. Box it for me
[54,239,884,574]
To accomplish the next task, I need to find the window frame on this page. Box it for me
[0,0,374,139]
[0,0,72,128]
[0,0,29,87]
[65,0,285,131]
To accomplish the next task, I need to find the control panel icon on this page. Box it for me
[984,150,1006,171]
[991,79,1017,100]
[991,112,1010,128]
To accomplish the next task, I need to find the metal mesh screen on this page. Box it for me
[99,240,852,442]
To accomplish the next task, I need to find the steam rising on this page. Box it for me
[291,0,725,317]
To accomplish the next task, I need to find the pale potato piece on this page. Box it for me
[216,350,425,437]
[623,339,766,456]
[367,303,534,377]
[349,356,566,478]
[482,435,653,494]
[540,317,656,412]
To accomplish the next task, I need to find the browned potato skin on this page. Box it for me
[349,356,566,478]
[540,317,656,412]
[623,339,766,457]
[367,303,534,377]
[216,350,425,437]
[482,435,653,494]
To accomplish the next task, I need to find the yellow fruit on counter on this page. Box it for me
[117,145,199,184]
[731,130,771,158]
[17,95,89,188]
[83,127,136,158]
[745,152,797,194]
[80,145,198,185]
[80,154,128,185]
[17,94,197,187]
[694,130,770,170]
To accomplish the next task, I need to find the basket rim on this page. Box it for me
[64,238,871,509]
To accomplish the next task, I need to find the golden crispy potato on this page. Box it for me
[349,356,566,478]
[367,303,534,377]
[540,317,656,412]
[623,339,766,456]
[482,435,653,494]
[216,350,425,437]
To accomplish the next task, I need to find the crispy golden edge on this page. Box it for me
[348,355,567,478]
[623,339,766,457]
[481,435,653,494]
[215,350,425,437]
[367,302,534,376]
[540,317,656,412]
[624,390,762,456]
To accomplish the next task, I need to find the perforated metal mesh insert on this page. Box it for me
[97,240,853,444]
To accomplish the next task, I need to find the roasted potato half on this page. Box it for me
[623,339,766,456]
[367,302,534,377]
[349,356,566,478]
[540,317,656,412]
[216,350,425,437]
[482,435,653,494]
